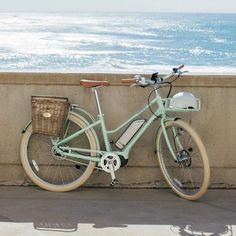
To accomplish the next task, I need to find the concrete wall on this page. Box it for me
[0,72,235,188]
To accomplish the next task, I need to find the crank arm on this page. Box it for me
[108,163,118,186]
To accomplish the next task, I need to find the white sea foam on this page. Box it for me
[213,38,227,43]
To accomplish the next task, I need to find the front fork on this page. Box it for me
[157,117,183,162]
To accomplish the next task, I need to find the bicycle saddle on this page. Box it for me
[80,79,110,88]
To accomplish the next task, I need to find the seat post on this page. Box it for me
[92,88,103,116]
[92,87,111,152]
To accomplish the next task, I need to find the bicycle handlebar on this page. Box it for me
[121,64,184,87]
[178,64,184,70]
[121,65,185,86]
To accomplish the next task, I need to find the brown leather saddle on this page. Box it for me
[80,79,110,88]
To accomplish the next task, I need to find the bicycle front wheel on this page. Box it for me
[156,120,210,200]
[20,113,98,192]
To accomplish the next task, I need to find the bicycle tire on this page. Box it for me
[20,112,98,192]
[156,120,210,200]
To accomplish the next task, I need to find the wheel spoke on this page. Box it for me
[44,157,54,177]
[67,165,76,181]
[58,164,65,185]
[32,135,52,147]
[53,165,59,184]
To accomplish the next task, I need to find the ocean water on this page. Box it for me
[0,12,235,73]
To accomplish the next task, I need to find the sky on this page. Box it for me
[0,0,235,13]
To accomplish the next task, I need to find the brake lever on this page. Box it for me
[181,70,189,74]
[130,83,148,88]
[130,83,138,87]
[177,70,189,76]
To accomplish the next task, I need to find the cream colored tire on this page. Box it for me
[20,113,98,192]
[156,120,210,200]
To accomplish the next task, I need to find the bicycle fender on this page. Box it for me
[22,120,32,134]
[70,105,96,124]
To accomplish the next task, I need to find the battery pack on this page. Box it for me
[115,119,146,149]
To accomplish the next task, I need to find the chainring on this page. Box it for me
[100,153,121,173]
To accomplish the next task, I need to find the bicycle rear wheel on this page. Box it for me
[20,113,98,192]
[156,120,210,200]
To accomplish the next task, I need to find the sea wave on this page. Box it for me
[0,12,235,73]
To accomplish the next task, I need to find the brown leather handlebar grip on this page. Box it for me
[121,79,136,84]
[178,64,184,70]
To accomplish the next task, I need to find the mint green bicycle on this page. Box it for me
[20,65,210,200]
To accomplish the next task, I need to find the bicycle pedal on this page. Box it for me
[110,179,118,186]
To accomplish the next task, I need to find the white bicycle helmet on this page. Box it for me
[169,92,198,109]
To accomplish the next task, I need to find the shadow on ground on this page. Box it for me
[0,187,235,235]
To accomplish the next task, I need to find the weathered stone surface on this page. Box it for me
[0,73,235,188]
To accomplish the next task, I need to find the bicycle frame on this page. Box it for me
[54,87,199,165]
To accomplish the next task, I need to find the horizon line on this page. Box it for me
[0,10,235,14]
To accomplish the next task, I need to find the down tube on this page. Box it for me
[122,113,157,154]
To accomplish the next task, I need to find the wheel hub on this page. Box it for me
[178,149,191,167]
[51,147,64,160]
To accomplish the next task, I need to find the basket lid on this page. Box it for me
[31,95,69,102]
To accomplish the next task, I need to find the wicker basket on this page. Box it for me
[31,95,69,136]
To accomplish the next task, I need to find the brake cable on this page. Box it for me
[147,72,181,117]
[148,83,171,118]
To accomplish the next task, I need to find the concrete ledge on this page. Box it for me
[0,72,236,87]
[0,72,235,188]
